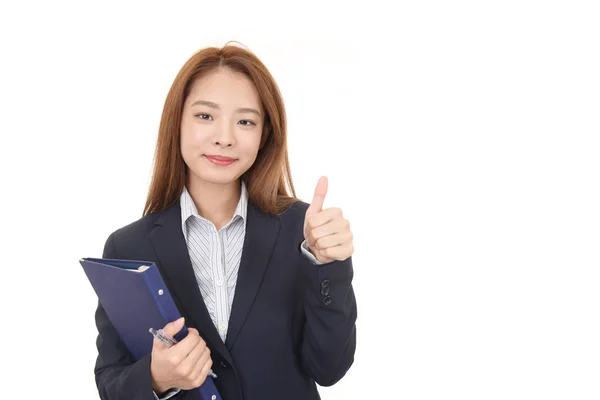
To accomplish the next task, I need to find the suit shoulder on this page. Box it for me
[105,211,161,250]
[276,199,310,237]
[279,199,309,219]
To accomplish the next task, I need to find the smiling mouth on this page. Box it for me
[204,155,237,166]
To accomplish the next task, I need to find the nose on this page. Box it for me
[212,120,235,147]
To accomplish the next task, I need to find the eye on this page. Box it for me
[195,113,213,121]
[239,120,255,126]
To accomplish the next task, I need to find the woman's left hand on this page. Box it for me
[303,177,354,264]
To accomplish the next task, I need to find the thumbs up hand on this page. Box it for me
[303,177,354,264]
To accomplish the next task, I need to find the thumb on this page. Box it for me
[306,176,328,217]
[156,317,185,347]
[163,317,185,335]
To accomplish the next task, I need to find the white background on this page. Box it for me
[1,1,599,399]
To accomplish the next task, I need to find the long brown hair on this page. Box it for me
[143,42,298,217]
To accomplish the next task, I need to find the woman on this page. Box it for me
[94,43,357,400]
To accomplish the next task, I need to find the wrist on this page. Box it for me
[150,366,171,394]
[152,381,172,396]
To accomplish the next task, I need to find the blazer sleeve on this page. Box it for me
[93,232,172,400]
[299,254,357,386]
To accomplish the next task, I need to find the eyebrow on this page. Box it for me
[190,100,262,117]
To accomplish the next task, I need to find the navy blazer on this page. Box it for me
[93,197,357,400]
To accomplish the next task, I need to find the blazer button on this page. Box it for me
[322,296,332,306]
[321,279,330,289]
[320,286,330,296]
[220,360,229,369]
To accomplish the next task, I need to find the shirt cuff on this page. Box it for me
[300,240,322,265]
[153,388,181,400]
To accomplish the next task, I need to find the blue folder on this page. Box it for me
[80,257,222,400]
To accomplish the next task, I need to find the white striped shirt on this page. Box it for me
[180,182,248,342]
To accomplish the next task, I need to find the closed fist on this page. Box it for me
[150,317,214,393]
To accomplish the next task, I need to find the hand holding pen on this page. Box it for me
[148,317,216,393]
[150,327,217,378]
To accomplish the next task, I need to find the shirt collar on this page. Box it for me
[180,180,248,240]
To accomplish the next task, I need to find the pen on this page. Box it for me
[149,328,218,379]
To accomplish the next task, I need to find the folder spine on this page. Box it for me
[141,265,188,341]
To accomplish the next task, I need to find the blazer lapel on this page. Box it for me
[225,201,281,349]
[149,200,233,365]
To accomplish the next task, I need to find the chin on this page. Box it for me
[193,170,243,186]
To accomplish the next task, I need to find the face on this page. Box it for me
[180,68,264,187]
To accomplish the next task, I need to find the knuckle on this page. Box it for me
[198,344,207,355]
[184,365,195,377]
[175,364,188,377]
[199,350,209,363]
[169,354,181,366]
[306,229,313,241]
[314,238,323,250]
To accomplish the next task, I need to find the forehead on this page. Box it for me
[186,68,262,108]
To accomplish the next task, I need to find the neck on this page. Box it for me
[186,176,241,230]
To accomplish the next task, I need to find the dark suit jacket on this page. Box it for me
[93,198,357,400]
